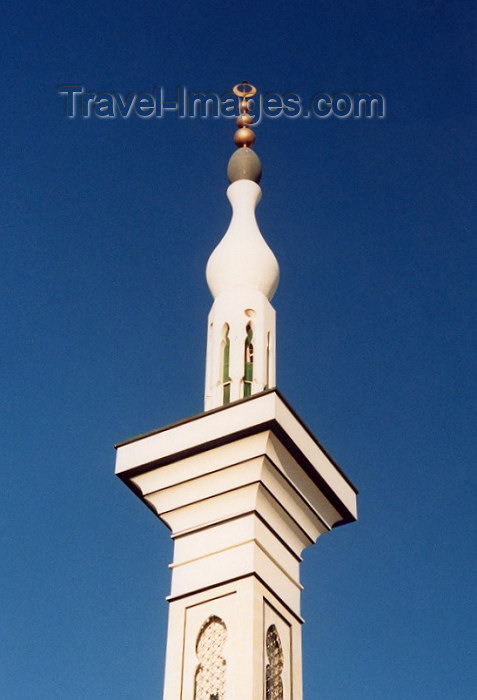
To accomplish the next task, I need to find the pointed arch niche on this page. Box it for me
[221,324,231,405]
[243,322,254,398]
[194,615,227,700]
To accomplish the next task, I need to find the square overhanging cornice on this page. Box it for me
[115,389,358,527]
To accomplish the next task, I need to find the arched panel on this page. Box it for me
[221,324,231,405]
[265,624,283,700]
[244,322,254,397]
[194,616,227,700]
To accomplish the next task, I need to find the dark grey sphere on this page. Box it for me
[227,148,262,184]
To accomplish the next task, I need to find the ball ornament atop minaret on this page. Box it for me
[227,82,262,185]
[232,81,257,148]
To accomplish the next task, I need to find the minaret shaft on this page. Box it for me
[115,391,357,700]
[163,577,302,700]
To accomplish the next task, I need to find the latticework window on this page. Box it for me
[194,616,227,700]
[265,625,283,700]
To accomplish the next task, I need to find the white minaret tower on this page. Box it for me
[115,82,358,700]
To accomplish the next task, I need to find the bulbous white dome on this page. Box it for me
[206,180,279,300]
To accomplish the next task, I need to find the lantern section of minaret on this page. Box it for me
[205,82,279,410]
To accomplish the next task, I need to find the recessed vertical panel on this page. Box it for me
[182,591,238,700]
[263,601,293,700]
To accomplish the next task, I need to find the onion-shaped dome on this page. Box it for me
[206,179,279,301]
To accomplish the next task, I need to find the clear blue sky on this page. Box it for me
[2,1,476,698]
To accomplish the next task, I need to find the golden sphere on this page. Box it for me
[234,127,256,147]
[236,114,254,127]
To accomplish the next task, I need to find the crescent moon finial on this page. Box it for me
[232,82,257,148]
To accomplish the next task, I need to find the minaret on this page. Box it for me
[115,82,358,700]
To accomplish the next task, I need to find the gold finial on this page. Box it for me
[232,81,257,148]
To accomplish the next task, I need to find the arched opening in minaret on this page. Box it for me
[265,624,283,700]
[221,324,231,405]
[194,615,227,700]
[244,322,254,398]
